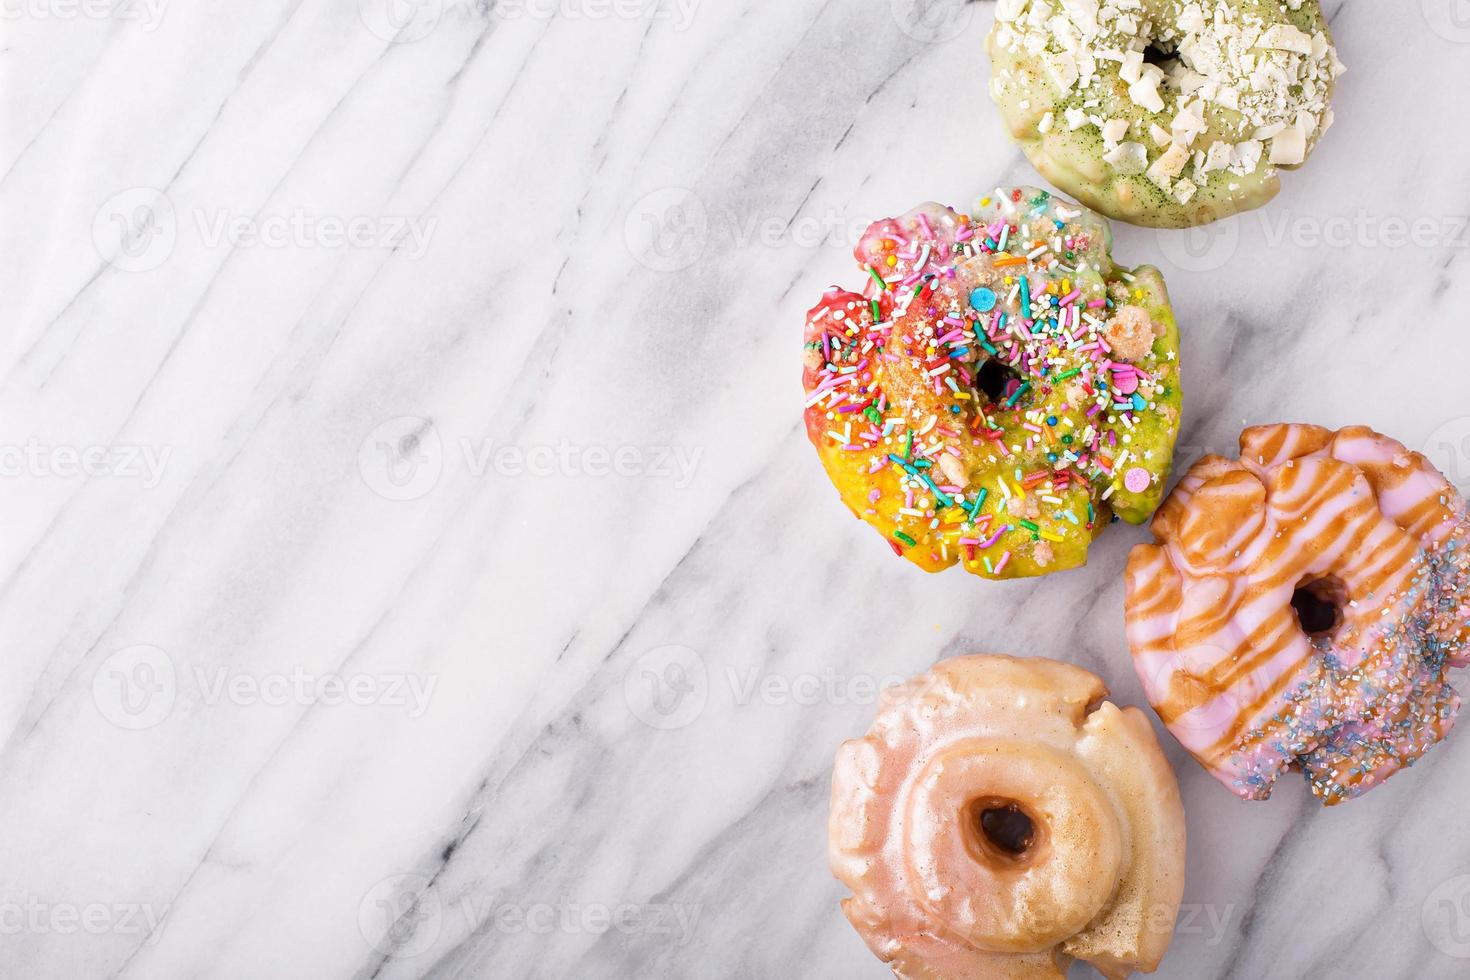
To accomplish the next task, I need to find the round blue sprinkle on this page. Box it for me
[969,287,997,312]
[1046,416,1058,426]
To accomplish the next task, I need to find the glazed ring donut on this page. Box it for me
[829,655,1186,979]
[802,187,1182,580]
[987,0,1346,228]
[1125,424,1470,805]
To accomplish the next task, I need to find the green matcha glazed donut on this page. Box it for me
[988,0,1345,228]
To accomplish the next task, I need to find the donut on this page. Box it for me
[829,655,1186,979]
[1125,424,1470,805]
[802,187,1182,580]
[987,0,1346,228]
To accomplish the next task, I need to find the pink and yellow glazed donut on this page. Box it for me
[802,188,1182,580]
[1125,424,1470,804]
[829,655,1186,979]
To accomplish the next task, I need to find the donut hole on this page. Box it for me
[976,358,1024,404]
[1292,576,1347,639]
[982,806,1034,854]
[963,797,1044,865]
[1142,40,1178,69]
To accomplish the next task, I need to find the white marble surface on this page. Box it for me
[3,0,1470,977]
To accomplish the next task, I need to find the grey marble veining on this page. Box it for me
[2,1,1470,977]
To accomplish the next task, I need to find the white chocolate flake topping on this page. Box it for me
[992,0,1345,202]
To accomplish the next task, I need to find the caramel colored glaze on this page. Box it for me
[829,655,1186,978]
[1124,424,1470,804]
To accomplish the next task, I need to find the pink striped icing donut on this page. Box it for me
[1125,424,1470,804]
[829,655,1185,979]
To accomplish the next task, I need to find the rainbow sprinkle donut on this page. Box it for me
[1126,424,1470,805]
[802,187,1182,580]
[988,0,1346,228]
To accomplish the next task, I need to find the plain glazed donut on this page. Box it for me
[829,655,1186,979]
[988,0,1346,227]
[1125,424,1470,804]
[802,188,1182,580]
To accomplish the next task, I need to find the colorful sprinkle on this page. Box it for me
[801,192,1178,580]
